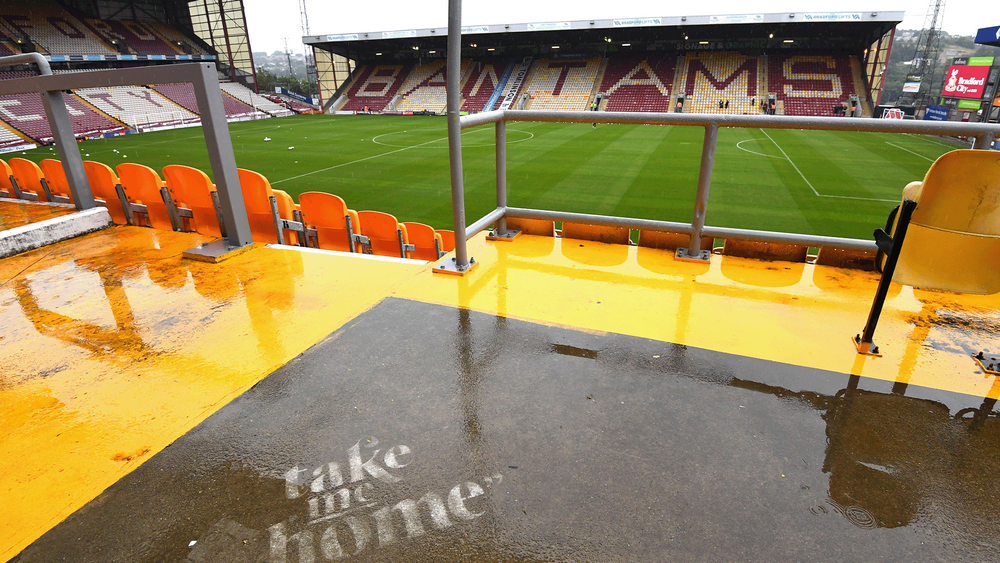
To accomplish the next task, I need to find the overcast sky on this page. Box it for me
[242,0,994,55]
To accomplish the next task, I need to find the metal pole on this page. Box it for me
[40,91,95,209]
[684,121,718,259]
[446,0,470,269]
[495,120,507,236]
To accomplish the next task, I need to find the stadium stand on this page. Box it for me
[522,58,601,111]
[0,0,112,55]
[220,82,293,117]
[0,124,30,152]
[683,52,760,114]
[0,92,130,143]
[151,83,260,120]
[461,57,509,112]
[341,64,414,112]
[769,54,857,117]
[395,59,471,113]
[83,19,182,55]
[76,86,199,130]
[268,94,316,113]
[147,21,206,54]
[600,55,677,112]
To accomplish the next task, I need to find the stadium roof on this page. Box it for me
[304,11,903,60]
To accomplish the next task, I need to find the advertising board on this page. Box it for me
[923,105,949,120]
[941,65,990,99]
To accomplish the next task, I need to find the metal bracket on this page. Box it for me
[39,177,54,202]
[973,352,1000,376]
[435,238,445,258]
[486,228,521,241]
[269,195,284,245]
[8,175,22,199]
[675,247,711,262]
[433,255,479,276]
[853,334,882,357]
[115,183,135,225]
[210,190,228,239]
[161,186,183,232]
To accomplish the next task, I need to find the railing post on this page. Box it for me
[435,0,477,274]
[974,132,995,150]
[495,119,507,235]
[677,121,718,262]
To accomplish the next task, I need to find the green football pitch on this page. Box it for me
[22,114,960,239]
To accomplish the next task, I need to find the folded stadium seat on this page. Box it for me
[402,222,443,260]
[272,189,302,245]
[637,230,713,252]
[117,163,175,231]
[9,158,52,202]
[505,217,555,236]
[0,158,20,199]
[39,159,72,204]
[236,168,283,244]
[813,247,877,271]
[722,239,809,262]
[83,161,130,225]
[162,165,223,238]
[561,222,631,245]
[357,210,412,258]
[435,229,455,252]
[298,191,362,252]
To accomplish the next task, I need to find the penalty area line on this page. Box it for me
[759,129,895,203]
[270,136,446,184]
[885,141,935,162]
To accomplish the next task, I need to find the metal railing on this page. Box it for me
[444,94,1000,269]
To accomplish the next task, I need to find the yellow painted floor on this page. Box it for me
[3,228,1000,561]
[0,200,76,232]
[0,226,427,561]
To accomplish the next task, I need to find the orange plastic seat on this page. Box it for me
[162,164,222,237]
[237,168,282,244]
[39,159,72,203]
[403,222,442,260]
[0,159,17,198]
[435,229,455,252]
[358,210,410,258]
[272,189,302,245]
[299,191,361,252]
[9,158,50,202]
[117,163,174,231]
[83,161,129,225]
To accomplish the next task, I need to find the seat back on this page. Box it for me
[299,191,359,252]
[117,163,174,231]
[0,159,16,198]
[402,222,441,260]
[237,168,280,244]
[9,158,48,202]
[562,222,631,245]
[637,230,713,252]
[506,216,555,236]
[83,161,128,225]
[723,239,809,262]
[39,159,72,203]
[358,210,409,258]
[435,229,455,252]
[272,189,301,245]
[890,150,1000,294]
[162,164,222,237]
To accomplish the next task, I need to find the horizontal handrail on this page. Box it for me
[466,207,505,240]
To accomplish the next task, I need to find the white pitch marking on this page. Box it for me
[885,141,934,162]
[735,139,784,159]
[270,136,446,184]
[760,129,896,203]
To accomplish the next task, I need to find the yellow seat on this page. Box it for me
[723,239,808,262]
[117,163,174,231]
[402,222,443,261]
[562,222,631,245]
[637,230,713,252]
[9,158,51,202]
[236,168,282,244]
[358,210,411,258]
[83,161,129,225]
[39,159,72,204]
[884,150,1000,295]
[162,165,222,237]
[299,191,361,252]
[505,216,555,237]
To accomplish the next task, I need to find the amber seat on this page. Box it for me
[637,230,713,253]
[506,217,555,236]
[117,163,174,231]
[236,168,282,244]
[722,239,808,262]
[0,159,19,199]
[9,158,51,202]
[162,164,222,238]
[402,222,443,260]
[299,191,361,252]
[39,159,73,204]
[562,222,631,245]
[358,210,411,258]
[83,161,129,225]
[435,229,455,253]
